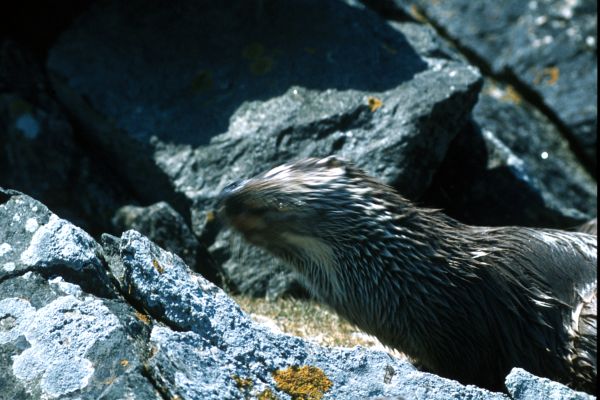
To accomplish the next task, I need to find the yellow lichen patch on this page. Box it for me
[367,96,383,112]
[272,365,332,400]
[258,388,279,400]
[502,85,522,104]
[205,210,215,223]
[134,310,151,325]
[152,259,165,274]
[533,66,560,86]
[232,375,254,390]
[120,359,129,368]
[304,47,317,55]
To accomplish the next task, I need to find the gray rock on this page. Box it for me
[0,188,112,297]
[423,80,597,228]
[0,40,134,236]
[505,368,594,400]
[0,273,158,400]
[0,194,161,400]
[112,201,208,275]
[104,229,508,399]
[386,0,597,168]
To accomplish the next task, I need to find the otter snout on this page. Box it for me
[217,179,271,243]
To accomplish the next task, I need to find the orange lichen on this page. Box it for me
[367,96,383,112]
[134,310,151,325]
[272,365,333,400]
[533,67,560,85]
[502,85,522,104]
[205,210,215,223]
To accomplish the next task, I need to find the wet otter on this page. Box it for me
[218,157,597,394]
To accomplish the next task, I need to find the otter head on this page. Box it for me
[217,156,405,269]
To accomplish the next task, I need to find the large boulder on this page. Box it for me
[0,188,158,399]
[384,0,597,169]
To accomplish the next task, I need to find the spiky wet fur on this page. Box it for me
[219,157,597,393]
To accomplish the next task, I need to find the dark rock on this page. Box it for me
[505,368,594,400]
[102,229,508,399]
[45,0,435,217]
[389,0,597,169]
[423,80,597,228]
[0,40,134,236]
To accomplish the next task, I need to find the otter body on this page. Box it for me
[219,157,597,393]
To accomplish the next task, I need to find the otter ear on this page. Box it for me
[318,155,347,169]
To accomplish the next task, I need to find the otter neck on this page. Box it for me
[283,210,479,338]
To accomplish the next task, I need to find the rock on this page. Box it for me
[422,80,597,228]
[0,187,113,297]
[47,0,482,297]
[0,40,134,236]
[505,368,594,400]
[389,0,597,169]
[111,202,218,281]
[102,229,508,399]
[0,190,159,400]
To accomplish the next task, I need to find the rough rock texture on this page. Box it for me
[393,0,597,169]
[0,40,133,236]
[422,80,597,227]
[111,201,218,280]
[0,188,112,296]
[0,189,158,400]
[505,368,595,400]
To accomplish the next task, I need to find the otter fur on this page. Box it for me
[218,156,597,394]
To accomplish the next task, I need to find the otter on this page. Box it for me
[218,156,597,394]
